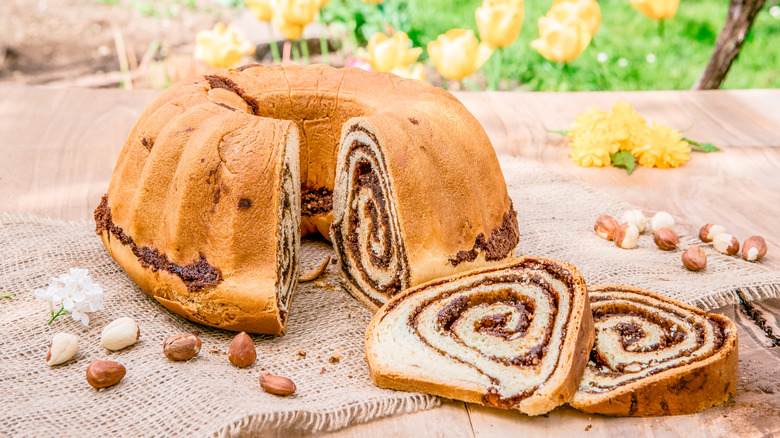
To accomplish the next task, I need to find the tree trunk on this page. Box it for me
[692,0,766,90]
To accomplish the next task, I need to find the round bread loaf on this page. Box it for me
[365,256,594,416]
[569,285,738,416]
[96,64,518,334]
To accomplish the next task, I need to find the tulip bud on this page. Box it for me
[246,0,274,22]
[531,12,591,64]
[361,32,422,73]
[551,0,601,36]
[630,0,680,20]
[275,0,319,26]
[391,64,426,82]
[272,14,306,40]
[475,0,525,49]
[195,23,255,68]
[427,29,494,81]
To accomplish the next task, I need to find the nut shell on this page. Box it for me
[259,373,296,396]
[163,333,202,361]
[614,223,640,249]
[742,236,767,262]
[228,332,257,368]
[86,359,126,389]
[713,233,740,256]
[594,215,619,240]
[682,247,707,271]
[47,332,79,366]
[699,224,726,243]
[653,228,679,250]
[100,317,140,351]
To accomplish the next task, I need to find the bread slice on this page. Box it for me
[365,256,594,415]
[569,285,738,416]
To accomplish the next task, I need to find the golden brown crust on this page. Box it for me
[99,64,515,333]
[570,284,739,416]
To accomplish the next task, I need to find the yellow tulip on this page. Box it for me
[531,13,591,63]
[551,0,601,36]
[194,23,255,68]
[318,0,332,7]
[362,0,385,4]
[391,64,426,82]
[272,14,306,40]
[427,29,494,81]
[630,0,680,20]
[275,0,319,26]
[475,0,525,49]
[246,0,273,21]
[361,31,422,73]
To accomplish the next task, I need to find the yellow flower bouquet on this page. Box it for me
[557,101,719,173]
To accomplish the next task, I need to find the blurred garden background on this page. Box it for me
[1,0,778,91]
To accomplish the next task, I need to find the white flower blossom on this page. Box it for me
[34,268,104,326]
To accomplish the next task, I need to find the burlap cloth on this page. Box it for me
[2,155,779,436]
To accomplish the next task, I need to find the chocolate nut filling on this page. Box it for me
[94,195,223,292]
[449,204,519,266]
[205,75,260,116]
[301,186,333,216]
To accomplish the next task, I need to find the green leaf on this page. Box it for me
[546,129,569,136]
[0,293,13,299]
[610,150,637,175]
[683,137,720,152]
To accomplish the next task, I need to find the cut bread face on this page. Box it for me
[570,285,738,416]
[365,256,594,416]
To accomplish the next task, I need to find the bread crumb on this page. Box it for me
[329,353,342,363]
[585,425,592,431]
[320,367,327,374]
[297,349,307,359]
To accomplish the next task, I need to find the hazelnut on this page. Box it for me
[227,332,256,368]
[163,333,202,361]
[86,359,126,389]
[621,209,647,233]
[699,224,726,243]
[682,247,707,271]
[614,223,640,249]
[742,236,768,262]
[651,211,675,232]
[100,317,140,351]
[47,332,79,366]
[594,215,619,240]
[653,228,679,250]
[259,372,296,396]
[713,233,740,255]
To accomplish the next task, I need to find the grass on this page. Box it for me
[376,0,780,91]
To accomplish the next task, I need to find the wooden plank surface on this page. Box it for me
[1,85,779,437]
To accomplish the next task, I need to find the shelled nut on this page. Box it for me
[713,234,740,256]
[699,224,726,243]
[259,372,296,396]
[47,333,79,366]
[86,359,126,389]
[621,210,647,233]
[742,236,768,262]
[594,215,619,240]
[614,223,640,249]
[654,228,679,250]
[651,211,675,232]
[100,317,140,351]
[682,247,707,271]
[228,332,256,368]
[163,333,202,361]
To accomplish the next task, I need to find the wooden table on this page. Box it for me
[1,86,779,437]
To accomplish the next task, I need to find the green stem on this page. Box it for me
[292,40,301,63]
[658,19,665,38]
[489,48,501,91]
[300,39,310,65]
[440,79,448,91]
[0,292,13,299]
[267,22,281,64]
[319,35,330,66]
[48,306,67,325]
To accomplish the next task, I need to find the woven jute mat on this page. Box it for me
[2,155,779,436]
